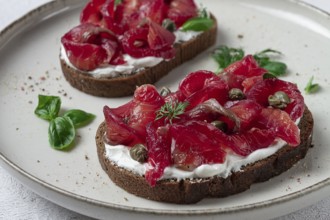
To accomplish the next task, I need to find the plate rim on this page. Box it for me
[1,0,330,216]
[2,151,330,216]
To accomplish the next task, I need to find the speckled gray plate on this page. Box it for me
[0,0,330,219]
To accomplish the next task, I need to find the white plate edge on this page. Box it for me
[0,0,330,216]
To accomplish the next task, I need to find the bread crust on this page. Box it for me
[60,16,217,97]
[95,107,313,204]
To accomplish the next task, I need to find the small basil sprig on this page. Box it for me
[34,95,61,120]
[253,49,287,76]
[211,46,244,73]
[181,7,214,32]
[212,46,287,76]
[305,76,320,94]
[34,95,95,150]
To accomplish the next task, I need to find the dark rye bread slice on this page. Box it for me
[60,15,217,97]
[95,107,314,204]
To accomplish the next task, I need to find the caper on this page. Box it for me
[162,19,176,32]
[268,91,291,109]
[229,88,245,100]
[129,144,148,163]
[211,120,228,132]
[159,87,171,97]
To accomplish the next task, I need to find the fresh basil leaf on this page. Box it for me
[212,46,245,73]
[34,95,61,121]
[181,17,214,32]
[48,116,75,150]
[306,84,320,94]
[253,49,287,76]
[253,56,270,67]
[261,61,287,76]
[64,109,95,128]
[305,76,320,94]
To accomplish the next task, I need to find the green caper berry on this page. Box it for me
[160,87,171,97]
[129,144,148,163]
[268,91,291,109]
[162,19,176,32]
[229,88,245,100]
[211,120,228,132]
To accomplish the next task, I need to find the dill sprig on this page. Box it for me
[155,101,189,124]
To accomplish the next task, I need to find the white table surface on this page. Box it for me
[1,0,330,219]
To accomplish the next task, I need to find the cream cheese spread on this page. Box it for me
[105,118,301,180]
[60,30,201,78]
[105,139,285,180]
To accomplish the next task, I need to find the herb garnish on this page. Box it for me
[34,95,95,150]
[181,7,214,32]
[304,76,320,94]
[212,46,287,76]
[253,49,287,76]
[181,17,214,32]
[211,46,244,73]
[48,116,76,150]
[34,95,61,121]
[155,101,189,124]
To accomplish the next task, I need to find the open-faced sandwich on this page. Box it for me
[96,54,314,204]
[60,0,217,97]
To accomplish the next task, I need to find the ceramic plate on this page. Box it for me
[1,0,330,219]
